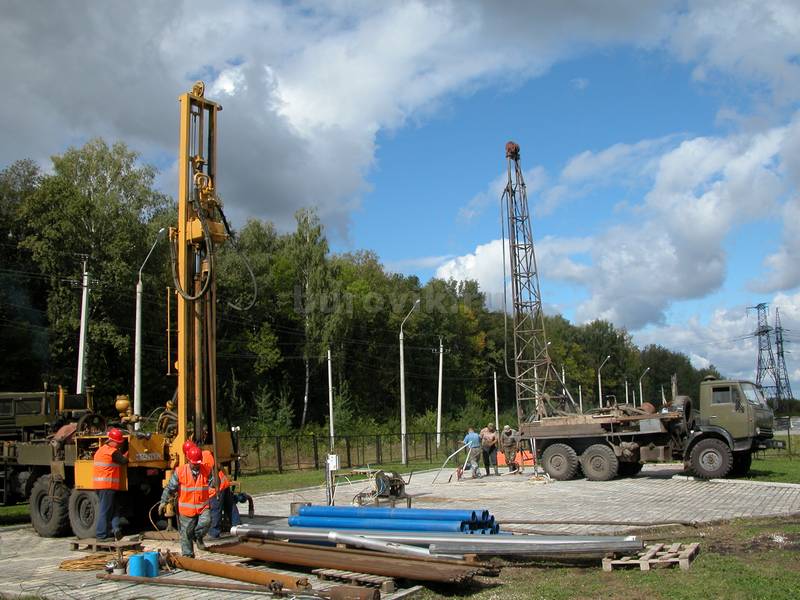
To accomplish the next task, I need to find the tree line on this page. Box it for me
[0,139,722,437]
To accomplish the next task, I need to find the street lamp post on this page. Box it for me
[597,354,611,409]
[134,227,166,430]
[638,367,651,408]
[399,298,420,465]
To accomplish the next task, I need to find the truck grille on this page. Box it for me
[759,426,773,438]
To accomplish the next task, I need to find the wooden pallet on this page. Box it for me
[313,567,396,592]
[602,543,700,572]
[69,538,143,553]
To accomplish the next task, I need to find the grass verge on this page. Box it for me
[418,516,800,600]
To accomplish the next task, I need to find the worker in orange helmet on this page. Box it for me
[158,444,215,557]
[93,427,128,541]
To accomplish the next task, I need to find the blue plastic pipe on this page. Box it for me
[297,505,489,523]
[288,515,468,532]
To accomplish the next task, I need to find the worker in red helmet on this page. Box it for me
[159,444,215,556]
[93,427,128,541]
[182,440,195,454]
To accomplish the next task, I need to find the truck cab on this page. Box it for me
[694,378,779,452]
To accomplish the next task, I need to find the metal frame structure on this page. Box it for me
[774,307,794,404]
[502,142,573,422]
[752,302,780,403]
[171,81,228,465]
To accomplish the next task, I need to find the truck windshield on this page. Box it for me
[741,383,767,407]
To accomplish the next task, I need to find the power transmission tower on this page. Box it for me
[502,141,573,422]
[751,302,780,405]
[774,307,794,404]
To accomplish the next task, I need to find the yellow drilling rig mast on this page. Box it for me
[6,82,238,538]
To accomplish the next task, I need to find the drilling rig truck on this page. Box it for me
[0,81,239,537]
[524,377,784,481]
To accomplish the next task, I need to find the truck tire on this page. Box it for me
[581,444,619,481]
[29,475,70,537]
[617,462,643,477]
[541,443,579,480]
[730,451,753,477]
[689,438,732,479]
[69,489,99,539]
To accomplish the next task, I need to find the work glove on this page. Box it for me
[158,503,167,515]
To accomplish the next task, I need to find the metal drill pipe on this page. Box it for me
[233,523,640,547]
[166,551,311,590]
[429,539,644,555]
[210,539,496,583]
[96,574,379,600]
[97,573,278,595]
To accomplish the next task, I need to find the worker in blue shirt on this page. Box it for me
[461,427,482,479]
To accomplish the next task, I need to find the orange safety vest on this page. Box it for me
[177,463,211,517]
[93,444,123,490]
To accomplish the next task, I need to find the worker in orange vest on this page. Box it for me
[93,427,128,541]
[159,444,215,556]
[208,463,241,538]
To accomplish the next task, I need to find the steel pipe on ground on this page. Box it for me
[288,515,469,532]
[298,505,490,523]
[96,574,379,600]
[429,539,644,556]
[234,524,640,549]
[166,552,311,590]
[210,539,496,583]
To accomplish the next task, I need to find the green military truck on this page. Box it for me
[522,377,784,481]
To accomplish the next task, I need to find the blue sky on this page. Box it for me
[2,0,800,391]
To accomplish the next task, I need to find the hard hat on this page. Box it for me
[187,445,203,465]
[182,440,197,456]
[107,428,124,444]
[503,425,510,431]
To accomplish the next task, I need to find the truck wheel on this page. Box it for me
[581,444,619,481]
[689,438,732,479]
[730,451,753,477]
[29,475,70,537]
[541,444,579,480]
[68,490,99,539]
[617,462,643,477]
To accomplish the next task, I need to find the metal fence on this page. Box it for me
[238,431,470,475]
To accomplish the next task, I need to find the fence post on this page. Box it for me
[275,435,283,474]
[256,439,262,473]
[345,437,352,468]
[376,435,382,464]
[425,432,430,461]
[296,436,301,470]
[313,435,320,469]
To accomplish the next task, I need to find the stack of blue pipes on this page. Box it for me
[288,506,500,534]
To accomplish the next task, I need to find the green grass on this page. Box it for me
[418,517,800,600]
[0,502,30,526]
[744,453,800,484]
[238,459,437,496]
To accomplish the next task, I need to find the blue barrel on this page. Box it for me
[127,554,147,577]
[142,551,160,577]
[288,515,467,532]
[297,505,489,524]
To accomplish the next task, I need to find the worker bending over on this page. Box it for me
[93,427,128,541]
[159,444,215,556]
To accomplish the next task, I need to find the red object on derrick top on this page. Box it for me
[505,141,520,160]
